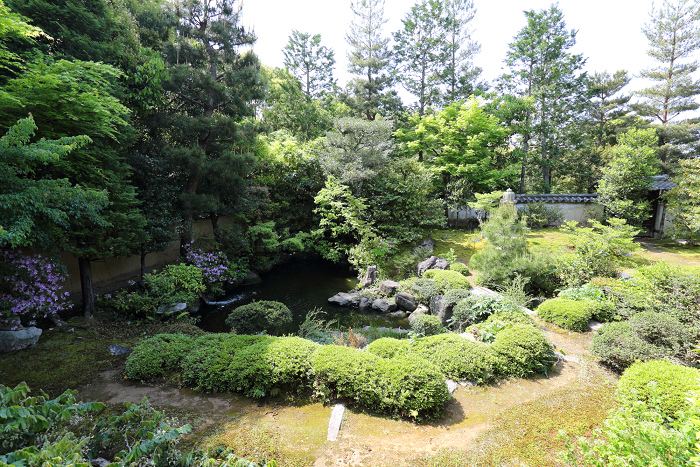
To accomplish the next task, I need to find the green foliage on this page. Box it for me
[124,334,195,381]
[559,218,640,287]
[246,221,282,271]
[586,300,618,322]
[617,360,700,418]
[411,334,498,384]
[422,269,469,290]
[410,314,443,337]
[537,298,592,332]
[481,309,537,327]
[665,158,700,244]
[452,295,522,329]
[442,288,472,308]
[297,308,337,344]
[311,345,449,420]
[628,311,693,354]
[590,321,666,372]
[496,273,536,308]
[410,279,442,302]
[0,382,104,453]
[491,324,555,378]
[598,129,658,227]
[558,285,605,302]
[365,338,410,359]
[518,202,564,228]
[225,301,292,335]
[448,262,469,275]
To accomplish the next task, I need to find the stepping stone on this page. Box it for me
[327,403,345,441]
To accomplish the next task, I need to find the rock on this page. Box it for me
[459,332,477,341]
[395,292,418,312]
[242,271,263,285]
[61,327,75,333]
[359,265,378,288]
[358,296,371,312]
[91,458,111,467]
[430,295,452,326]
[0,327,42,352]
[417,256,437,276]
[391,328,410,334]
[379,280,401,295]
[412,239,434,255]
[408,305,428,324]
[371,298,397,313]
[328,292,360,307]
[619,271,632,280]
[157,302,187,315]
[388,310,407,319]
[108,344,132,355]
[446,379,459,395]
[433,257,448,270]
[589,320,604,331]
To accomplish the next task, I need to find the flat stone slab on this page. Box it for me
[554,352,579,363]
[108,344,132,355]
[589,320,604,331]
[327,403,345,441]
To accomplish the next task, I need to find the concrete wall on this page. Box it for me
[448,202,603,228]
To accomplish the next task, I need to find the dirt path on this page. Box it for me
[78,317,611,467]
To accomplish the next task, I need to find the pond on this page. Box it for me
[199,258,410,334]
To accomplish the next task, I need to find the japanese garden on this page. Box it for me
[3,0,700,465]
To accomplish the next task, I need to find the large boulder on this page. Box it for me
[358,297,371,312]
[359,266,378,288]
[0,327,42,352]
[417,256,449,276]
[379,280,401,295]
[433,257,449,270]
[328,292,360,307]
[408,305,429,324]
[395,292,418,312]
[371,298,398,313]
[430,295,452,326]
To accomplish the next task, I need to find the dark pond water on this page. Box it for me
[199,259,409,334]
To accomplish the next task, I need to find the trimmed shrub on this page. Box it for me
[423,269,470,290]
[366,338,410,359]
[453,295,520,327]
[225,300,292,335]
[411,334,498,383]
[482,309,536,327]
[587,300,617,322]
[125,334,195,381]
[536,298,592,332]
[410,279,441,301]
[448,262,470,275]
[590,321,665,372]
[311,345,449,420]
[628,311,691,353]
[491,324,554,378]
[442,288,472,308]
[377,354,451,419]
[410,314,442,336]
[618,360,700,418]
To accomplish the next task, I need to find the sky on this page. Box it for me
[240,0,661,103]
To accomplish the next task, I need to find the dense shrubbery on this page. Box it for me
[518,202,564,228]
[365,337,410,358]
[409,278,442,301]
[125,333,195,381]
[225,301,293,335]
[590,321,665,371]
[617,360,700,418]
[491,324,555,378]
[410,314,443,336]
[451,295,522,330]
[448,262,470,275]
[557,285,605,302]
[537,298,592,332]
[411,334,498,383]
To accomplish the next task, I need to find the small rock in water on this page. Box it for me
[108,344,132,355]
[157,303,187,315]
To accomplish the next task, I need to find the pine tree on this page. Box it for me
[499,4,587,192]
[345,0,392,120]
[283,30,336,139]
[634,0,700,164]
[587,70,632,148]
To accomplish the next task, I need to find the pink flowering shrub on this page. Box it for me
[0,251,70,328]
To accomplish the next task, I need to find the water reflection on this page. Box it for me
[199,259,409,333]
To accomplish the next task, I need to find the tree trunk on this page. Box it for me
[140,249,147,283]
[79,257,95,317]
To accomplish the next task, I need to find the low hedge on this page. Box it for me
[125,333,195,381]
[482,309,536,327]
[410,314,443,336]
[366,338,410,358]
[618,360,700,418]
[422,269,470,290]
[491,324,554,378]
[536,298,592,332]
[410,334,498,384]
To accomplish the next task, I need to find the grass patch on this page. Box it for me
[431,228,482,262]
[637,238,700,265]
[526,227,572,254]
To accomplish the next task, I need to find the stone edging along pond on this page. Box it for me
[124,321,554,421]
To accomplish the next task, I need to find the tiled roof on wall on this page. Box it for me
[514,193,599,204]
[650,174,677,191]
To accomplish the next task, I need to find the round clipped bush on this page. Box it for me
[449,262,470,275]
[366,338,411,358]
[628,311,691,352]
[423,269,470,291]
[536,298,592,332]
[125,333,195,381]
[557,285,605,301]
[618,360,700,417]
[590,321,665,372]
[491,324,553,378]
[411,334,498,384]
[225,300,292,335]
[377,354,450,419]
[410,278,441,301]
[442,288,473,308]
[483,309,536,327]
[410,314,442,336]
[586,300,617,322]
